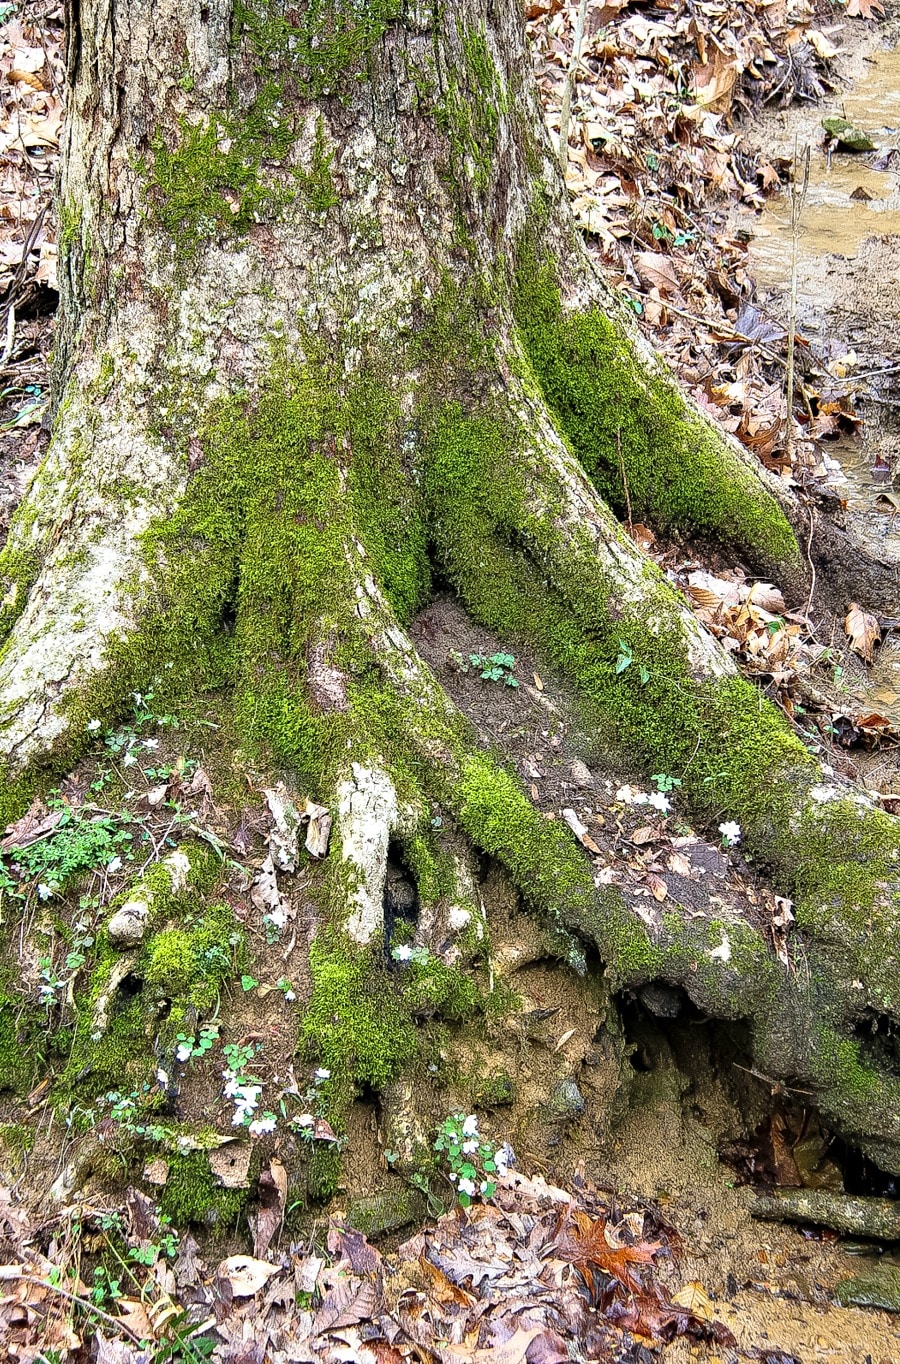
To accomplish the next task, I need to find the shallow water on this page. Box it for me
[749,48,900,281]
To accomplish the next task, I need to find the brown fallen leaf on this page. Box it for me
[844,603,880,663]
[216,1254,280,1297]
[647,873,668,901]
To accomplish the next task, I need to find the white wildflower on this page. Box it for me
[142,738,160,750]
[249,1115,277,1136]
[458,1177,476,1197]
[123,752,137,768]
[647,791,672,814]
[462,1139,478,1154]
[156,1068,169,1087]
[283,990,296,1002]
[87,718,102,732]
[315,1068,331,1080]
[718,821,741,847]
[106,856,123,874]
[392,944,413,962]
[462,1114,479,1137]
[37,883,53,901]
[175,1042,192,1063]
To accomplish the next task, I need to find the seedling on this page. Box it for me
[469,652,518,687]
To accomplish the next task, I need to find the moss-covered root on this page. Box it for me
[514,256,802,580]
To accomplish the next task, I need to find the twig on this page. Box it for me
[616,426,632,530]
[558,0,590,173]
[1,1271,144,1343]
[803,501,817,620]
[785,140,810,464]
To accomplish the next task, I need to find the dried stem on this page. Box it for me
[558,0,590,173]
[785,140,810,465]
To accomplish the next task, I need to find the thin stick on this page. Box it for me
[2,1271,144,1343]
[803,501,817,621]
[785,140,810,464]
[558,0,590,173]
[616,426,632,530]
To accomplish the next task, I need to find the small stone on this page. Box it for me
[475,1070,515,1108]
[638,982,683,1019]
[571,759,593,787]
[547,1077,585,1119]
[822,116,875,153]
[107,896,150,948]
[347,1186,427,1238]
[836,1264,900,1313]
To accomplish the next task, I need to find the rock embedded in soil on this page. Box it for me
[547,1077,586,1119]
[822,116,876,152]
[836,1263,900,1313]
[347,1185,428,1238]
[754,1188,900,1240]
[107,895,150,947]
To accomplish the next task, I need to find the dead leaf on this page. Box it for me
[305,798,332,858]
[635,250,678,296]
[647,873,668,902]
[252,1157,287,1260]
[445,1327,544,1364]
[671,1280,715,1321]
[844,603,880,663]
[216,1254,280,1297]
[846,0,885,17]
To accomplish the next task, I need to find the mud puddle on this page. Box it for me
[738,34,900,727]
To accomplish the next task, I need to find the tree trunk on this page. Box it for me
[3,0,900,1190]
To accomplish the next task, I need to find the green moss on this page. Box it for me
[145,81,295,253]
[307,1145,343,1202]
[296,115,340,212]
[513,255,800,570]
[235,0,402,100]
[143,902,240,1012]
[0,985,38,1094]
[158,1151,250,1227]
[301,930,417,1107]
[437,23,509,193]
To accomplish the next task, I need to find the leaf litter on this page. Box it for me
[0,1168,738,1361]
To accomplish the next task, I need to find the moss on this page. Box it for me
[346,1183,427,1235]
[403,955,480,1019]
[301,930,417,1108]
[235,0,402,100]
[145,82,295,253]
[158,1151,250,1227]
[513,254,800,571]
[142,901,240,1013]
[474,1069,514,1107]
[307,1145,343,1202]
[437,22,509,193]
[0,985,38,1094]
[296,115,340,212]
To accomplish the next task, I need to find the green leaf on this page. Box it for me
[240,974,258,992]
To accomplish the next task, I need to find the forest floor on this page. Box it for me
[2,1,900,1362]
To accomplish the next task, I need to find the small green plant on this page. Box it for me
[651,774,682,795]
[469,652,518,686]
[433,1113,512,1208]
[90,1265,122,1307]
[240,974,259,992]
[175,1023,219,1062]
[5,806,134,899]
[615,639,650,685]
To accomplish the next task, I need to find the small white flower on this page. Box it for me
[462,1139,478,1154]
[106,856,123,874]
[87,718,102,732]
[458,1177,476,1197]
[315,1068,331,1080]
[480,1181,489,1194]
[719,821,741,847]
[495,1142,515,1174]
[294,1113,314,1127]
[123,752,137,767]
[37,883,53,901]
[462,1115,479,1137]
[632,791,650,806]
[283,990,296,1002]
[249,1115,277,1136]
[392,944,413,962]
[448,1171,457,1182]
[175,1043,192,1063]
[223,1074,241,1098]
[156,1068,169,1087]
[647,791,672,814]
[142,738,160,750]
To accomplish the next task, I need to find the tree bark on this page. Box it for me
[2,0,900,1183]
